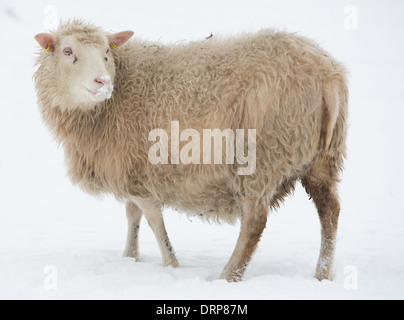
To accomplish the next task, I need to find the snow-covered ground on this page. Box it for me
[1,0,403,300]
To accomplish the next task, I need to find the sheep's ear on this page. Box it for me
[108,31,134,48]
[35,33,57,52]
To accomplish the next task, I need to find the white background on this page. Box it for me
[0,0,403,299]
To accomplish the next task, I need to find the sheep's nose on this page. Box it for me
[94,75,111,87]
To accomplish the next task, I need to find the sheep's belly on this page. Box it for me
[164,186,240,224]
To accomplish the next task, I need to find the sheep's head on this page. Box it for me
[34,21,133,111]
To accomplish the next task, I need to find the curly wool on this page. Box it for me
[34,21,348,224]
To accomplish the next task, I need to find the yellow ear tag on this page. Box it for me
[44,43,51,52]
[110,42,117,49]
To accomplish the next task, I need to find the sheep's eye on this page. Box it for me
[63,48,73,56]
[105,49,109,62]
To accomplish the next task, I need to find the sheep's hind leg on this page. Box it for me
[133,198,179,268]
[123,202,142,260]
[220,200,268,282]
[302,155,341,281]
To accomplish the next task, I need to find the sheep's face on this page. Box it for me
[35,29,133,111]
[58,36,115,106]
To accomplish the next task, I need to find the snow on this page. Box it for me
[100,75,110,82]
[96,74,113,99]
[96,84,113,99]
[1,0,404,300]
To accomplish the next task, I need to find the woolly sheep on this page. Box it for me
[34,20,348,282]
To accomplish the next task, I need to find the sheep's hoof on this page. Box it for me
[164,258,180,268]
[219,271,243,283]
[123,251,140,262]
[314,269,334,282]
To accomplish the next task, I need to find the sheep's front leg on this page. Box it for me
[133,198,179,268]
[220,201,268,282]
[123,202,142,260]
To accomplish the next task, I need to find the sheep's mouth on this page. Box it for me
[86,88,98,95]
[86,87,113,100]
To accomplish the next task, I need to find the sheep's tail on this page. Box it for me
[321,77,348,152]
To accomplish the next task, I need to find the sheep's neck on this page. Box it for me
[44,103,119,154]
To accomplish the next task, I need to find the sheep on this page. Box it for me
[34,20,348,282]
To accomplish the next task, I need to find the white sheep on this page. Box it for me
[34,20,348,282]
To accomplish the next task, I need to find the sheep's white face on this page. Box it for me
[58,36,115,106]
[35,30,134,111]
